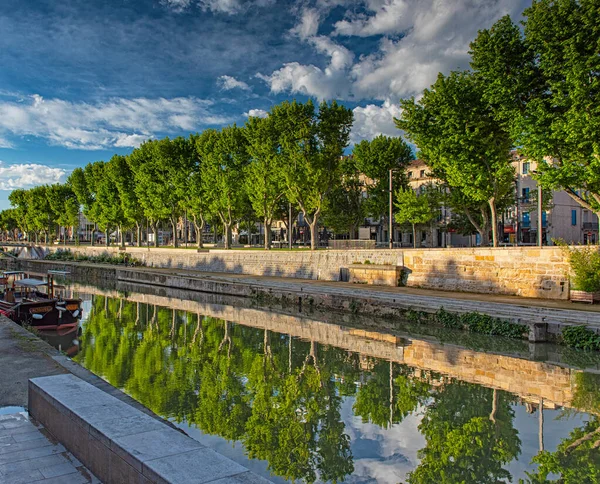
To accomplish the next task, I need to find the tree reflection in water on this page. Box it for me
[74,295,597,484]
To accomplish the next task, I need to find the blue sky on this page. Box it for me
[0,0,529,209]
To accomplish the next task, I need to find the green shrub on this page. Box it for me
[556,242,600,292]
[562,325,600,351]
[433,308,526,338]
[45,249,144,267]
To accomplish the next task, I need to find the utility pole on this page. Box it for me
[288,202,292,250]
[389,169,393,249]
[537,182,543,247]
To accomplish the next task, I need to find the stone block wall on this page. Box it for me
[402,247,570,299]
[348,264,401,286]
[16,245,573,299]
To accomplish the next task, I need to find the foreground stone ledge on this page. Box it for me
[29,374,271,484]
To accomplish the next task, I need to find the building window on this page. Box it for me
[523,211,530,228]
[408,171,413,179]
[523,162,530,174]
[420,170,425,178]
[522,187,530,202]
[572,209,577,226]
[542,211,547,228]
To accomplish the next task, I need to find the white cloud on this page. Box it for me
[261,0,529,101]
[344,0,530,100]
[0,94,231,150]
[351,100,402,144]
[161,0,274,14]
[0,162,66,190]
[199,0,244,14]
[244,109,268,118]
[160,0,193,12]
[217,75,251,92]
[259,6,355,100]
[290,8,321,40]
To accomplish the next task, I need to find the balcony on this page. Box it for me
[583,222,599,230]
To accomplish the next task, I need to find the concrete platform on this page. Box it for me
[0,316,68,408]
[29,374,270,484]
[0,411,99,483]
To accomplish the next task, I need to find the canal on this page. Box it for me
[40,281,600,483]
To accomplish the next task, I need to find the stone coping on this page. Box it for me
[349,263,399,270]
[29,374,270,484]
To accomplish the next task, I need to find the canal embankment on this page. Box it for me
[5,244,571,299]
[5,257,600,343]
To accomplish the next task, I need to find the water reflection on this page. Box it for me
[64,294,599,483]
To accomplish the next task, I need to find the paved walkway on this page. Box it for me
[0,412,98,483]
[0,318,67,408]
[120,266,600,328]
[112,264,599,312]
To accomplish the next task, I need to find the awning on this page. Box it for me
[3,271,25,276]
[503,226,516,234]
[15,278,48,287]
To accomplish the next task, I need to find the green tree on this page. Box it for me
[0,209,18,241]
[244,115,286,249]
[197,126,249,249]
[26,185,55,244]
[47,184,80,245]
[182,134,210,249]
[353,135,414,227]
[397,71,515,247]
[91,161,126,247]
[128,137,194,248]
[68,166,98,245]
[8,189,30,240]
[107,154,143,246]
[470,2,600,217]
[322,156,366,239]
[272,100,353,250]
[394,187,438,248]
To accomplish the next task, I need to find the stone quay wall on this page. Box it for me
[8,245,572,299]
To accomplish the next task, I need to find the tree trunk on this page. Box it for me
[91,225,95,246]
[153,223,158,248]
[264,218,272,250]
[488,198,499,247]
[309,218,319,251]
[171,219,178,248]
[192,215,204,249]
[223,223,232,249]
[412,223,417,248]
[119,225,125,248]
[105,228,110,247]
[136,223,141,247]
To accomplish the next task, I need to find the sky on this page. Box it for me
[0,0,530,209]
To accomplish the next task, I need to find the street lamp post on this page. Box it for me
[531,170,543,247]
[537,182,543,247]
[389,169,393,249]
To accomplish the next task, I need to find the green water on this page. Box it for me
[57,290,600,484]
